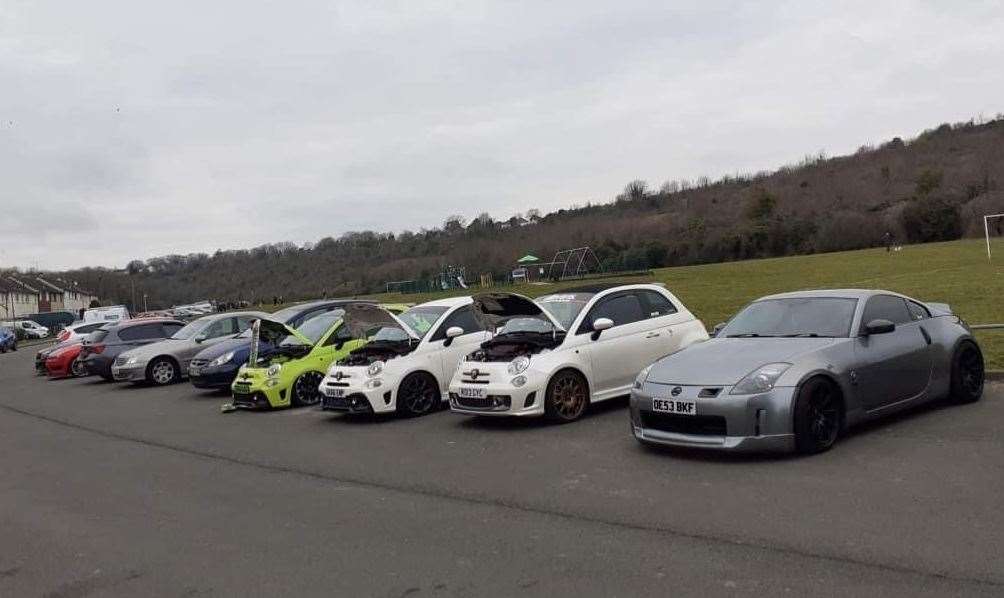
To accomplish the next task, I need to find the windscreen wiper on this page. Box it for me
[726,333,776,338]
[781,333,833,337]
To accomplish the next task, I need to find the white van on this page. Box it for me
[83,305,131,324]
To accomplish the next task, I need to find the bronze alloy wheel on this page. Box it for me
[292,371,324,407]
[545,370,589,423]
[398,372,439,417]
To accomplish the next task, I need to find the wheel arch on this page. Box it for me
[793,372,847,430]
[546,366,591,400]
[146,354,180,378]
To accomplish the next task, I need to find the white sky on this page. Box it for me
[2,0,1003,270]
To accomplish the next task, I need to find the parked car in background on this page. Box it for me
[45,341,87,378]
[0,326,16,353]
[630,289,985,454]
[228,303,408,409]
[448,284,709,422]
[319,298,490,417]
[83,305,130,325]
[112,311,268,385]
[56,321,110,344]
[189,300,375,390]
[7,320,49,339]
[79,318,186,381]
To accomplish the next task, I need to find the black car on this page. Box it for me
[188,300,374,389]
[79,318,186,381]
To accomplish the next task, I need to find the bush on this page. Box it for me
[900,198,962,242]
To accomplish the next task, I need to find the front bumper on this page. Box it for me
[630,382,796,453]
[111,362,147,382]
[45,358,72,378]
[319,369,394,414]
[190,364,239,389]
[447,366,548,417]
[81,354,113,377]
[230,368,290,409]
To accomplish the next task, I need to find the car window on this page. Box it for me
[907,301,930,321]
[162,322,185,336]
[322,323,354,347]
[78,322,106,334]
[639,290,678,318]
[204,317,239,338]
[860,295,913,328]
[235,316,257,332]
[431,306,482,341]
[119,324,163,341]
[578,293,646,334]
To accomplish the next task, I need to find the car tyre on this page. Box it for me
[793,377,842,454]
[949,341,984,404]
[396,372,439,417]
[291,371,324,407]
[70,358,88,377]
[147,357,179,386]
[544,369,589,423]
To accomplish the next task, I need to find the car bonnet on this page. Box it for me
[471,292,565,332]
[341,303,420,340]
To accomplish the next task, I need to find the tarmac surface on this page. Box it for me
[1,346,1002,597]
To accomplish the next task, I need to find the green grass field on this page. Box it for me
[360,238,1004,369]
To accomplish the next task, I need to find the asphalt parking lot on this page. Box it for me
[1,348,1003,597]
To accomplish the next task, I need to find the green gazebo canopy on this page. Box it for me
[516,254,540,264]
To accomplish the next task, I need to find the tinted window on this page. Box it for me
[860,295,913,328]
[639,290,678,318]
[907,301,930,321]
[204,318,239,338]
[323,323,354,347]
[235,316,257,332]
[78,322,107,334]
[537,293,592,329]
[721,297,858,338]
[162,322,185,335]
[578,293,646,333]
[431,306,482,341]
[119,324,163,341]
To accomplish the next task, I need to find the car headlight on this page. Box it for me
[266,363,281,378]
[633,365,653,390]
[126,356,139,365]
[730,363,792,395]
[507,355,530,375]
[209,351,235,367]
[366,361,384,377]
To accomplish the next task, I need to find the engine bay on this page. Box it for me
[466,331,564,362]
[338,339,416,366]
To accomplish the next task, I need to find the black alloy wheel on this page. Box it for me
[794,377,841,454]
[397,372,439,417]
[292,371,325,407]
[950,342,984,404]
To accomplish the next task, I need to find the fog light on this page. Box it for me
[265,379,279,388]
[511,375,527,387]
[364,378,383,389]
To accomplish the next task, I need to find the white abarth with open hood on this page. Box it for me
[318,298,490,416]
[447,283,709,422]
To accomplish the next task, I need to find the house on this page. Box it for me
[21,276,65,313]
[0,277,40,319]
[51,277,99,314]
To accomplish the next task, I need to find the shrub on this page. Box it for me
[900,198,962,242]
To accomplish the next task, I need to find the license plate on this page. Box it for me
[232,385,250,395]
[459,386,485,399]
[652,398,697,415]
[325,388,345,398]
[189,366,200,376]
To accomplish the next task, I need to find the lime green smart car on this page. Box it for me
[228,304,408,410]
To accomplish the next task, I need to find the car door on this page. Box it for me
[635,289,689,364]
[429,307,490,389]
[854,295,933,409]
[577,292,650,397]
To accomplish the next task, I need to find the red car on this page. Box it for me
[45,341,87,378]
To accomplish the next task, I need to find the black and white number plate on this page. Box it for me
[459,386,485,399]
[325,387,346,398]
[652,398,696,416]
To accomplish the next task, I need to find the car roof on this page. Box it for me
[757,289,907,301]
[542,281,666,296]
[417,296,473,308]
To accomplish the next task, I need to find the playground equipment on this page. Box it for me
[540,246,603,280]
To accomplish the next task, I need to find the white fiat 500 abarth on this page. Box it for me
[318,298,490,417]
[448,283,709,423]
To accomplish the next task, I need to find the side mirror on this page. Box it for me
[591,317,614,340]
[194,333,207,343]
[863,319,896,335]
[443,326,464,346]
[712,322,726,337]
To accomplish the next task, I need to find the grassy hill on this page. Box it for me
[363,238,1004,369]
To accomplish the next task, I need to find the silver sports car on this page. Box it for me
[630,289,985,453]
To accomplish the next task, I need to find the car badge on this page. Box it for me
[470,368,481,380]
[335,371,345,381]
[671,386,683,396]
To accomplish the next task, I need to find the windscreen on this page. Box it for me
[372,306,447,341]
[537,293,592,330]
[169,319,208,340]
[280,310,344,346]
[719,297,858,338]
[498,317,556,335]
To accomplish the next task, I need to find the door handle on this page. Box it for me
[645,332,660,338]
[919,326,932,345]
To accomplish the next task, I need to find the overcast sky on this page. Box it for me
[2,1,1002,270]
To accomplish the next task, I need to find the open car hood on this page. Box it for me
[472,292,565,332]
[342,303,419,340]
[256,318,313,347]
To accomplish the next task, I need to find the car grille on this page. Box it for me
[460,368,492,384]
[640,412,727,436]
[232,382,252,395]
[190,358,209,368]
[451,393,511,411]
[114,356,129,366]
